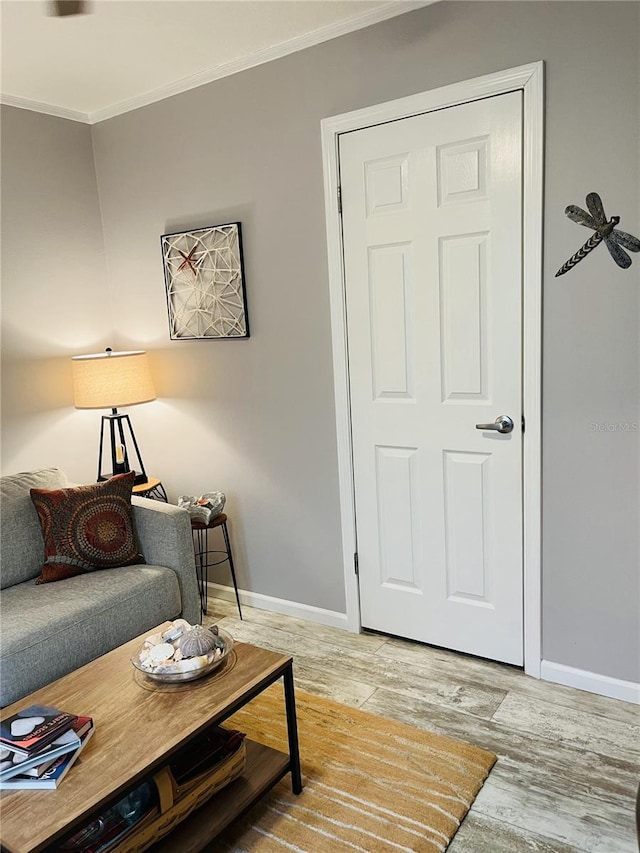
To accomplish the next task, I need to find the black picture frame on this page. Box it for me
[161,222,249,340]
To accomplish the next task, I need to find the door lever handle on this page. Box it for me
[475,415,514,434]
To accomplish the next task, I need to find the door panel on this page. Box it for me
[440,232,489,400]
[368,243,415,399]
[340,92,523,665]
[375,445,421,589]
[443,450,493,603]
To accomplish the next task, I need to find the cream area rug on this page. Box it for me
[216,683,497,852]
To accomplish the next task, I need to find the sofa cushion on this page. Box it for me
[0,468,68,589]
[0,564,181,707]
[30,472,144,584]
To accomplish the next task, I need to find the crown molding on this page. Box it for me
[1,1,434,125]
[0,93,89,124]
[90,1,434,124]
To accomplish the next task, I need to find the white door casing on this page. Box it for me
[321,63,543,677]
[341,93,523,664]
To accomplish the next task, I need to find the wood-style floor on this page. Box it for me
[207,597,639,853]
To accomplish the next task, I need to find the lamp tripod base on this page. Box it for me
[98,471,148,485]
[98,411,148,485]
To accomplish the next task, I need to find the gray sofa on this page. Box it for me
[0,468,200,707]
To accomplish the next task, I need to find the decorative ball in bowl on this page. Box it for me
[131,620,234,683]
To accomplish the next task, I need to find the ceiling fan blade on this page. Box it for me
[51,1,87,16]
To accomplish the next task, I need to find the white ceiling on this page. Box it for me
[0,0,429,124]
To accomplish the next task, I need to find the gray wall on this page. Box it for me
[1,106,111,482]
[2,3,638,680]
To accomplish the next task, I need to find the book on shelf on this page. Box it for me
[0,716,92,783]
[0,704,77,759]
[0,719,94,791]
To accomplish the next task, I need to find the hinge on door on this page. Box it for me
[522,414,525,433]
[354,552,359,575]
[337,185,342,215]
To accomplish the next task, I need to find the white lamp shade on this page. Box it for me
[72,350,156,409]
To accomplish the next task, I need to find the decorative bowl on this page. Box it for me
[131,627,234,683]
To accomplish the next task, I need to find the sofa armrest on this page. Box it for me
[131,497,200,625]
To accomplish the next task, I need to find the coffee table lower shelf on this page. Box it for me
[151,740,291,852]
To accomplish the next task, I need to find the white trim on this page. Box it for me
[0,93,89,124]
[206,582,349,631]
[321,62,545,674]
[321,121,361,633]
[521,65,545,679]
[90,1,434,124]
[541,661,640,705]
[1,1,434,125]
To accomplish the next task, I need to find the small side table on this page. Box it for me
[191,514,243,621]
[132,477,168,502]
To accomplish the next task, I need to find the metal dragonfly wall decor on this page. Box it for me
[555,192,640,277]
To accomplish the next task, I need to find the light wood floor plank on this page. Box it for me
[212,613,508,720]
[447,811,587,853]
[473,771,637,853]
[286,661,377,707]
[491,693,640,761]
[379,635,640,726]
[208,598,388,653]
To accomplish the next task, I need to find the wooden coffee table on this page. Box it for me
[0,625,302,853]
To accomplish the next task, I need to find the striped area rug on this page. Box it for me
[216,684,496,852]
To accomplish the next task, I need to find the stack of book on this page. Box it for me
[0,704,94,790]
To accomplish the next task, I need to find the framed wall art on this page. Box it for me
[161,222,249,340]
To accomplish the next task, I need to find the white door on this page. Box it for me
[340,92,523,665]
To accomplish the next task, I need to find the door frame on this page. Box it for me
[321,62,544,677]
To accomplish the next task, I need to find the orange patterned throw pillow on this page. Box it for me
[30,472,144,584]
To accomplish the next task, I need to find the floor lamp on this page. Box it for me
[72,348,156,485]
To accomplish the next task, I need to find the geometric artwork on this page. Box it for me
[161,223,249,339]
[555,192,640,277]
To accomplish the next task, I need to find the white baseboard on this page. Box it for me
[541,660,640,705]
[206,582,349,631]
